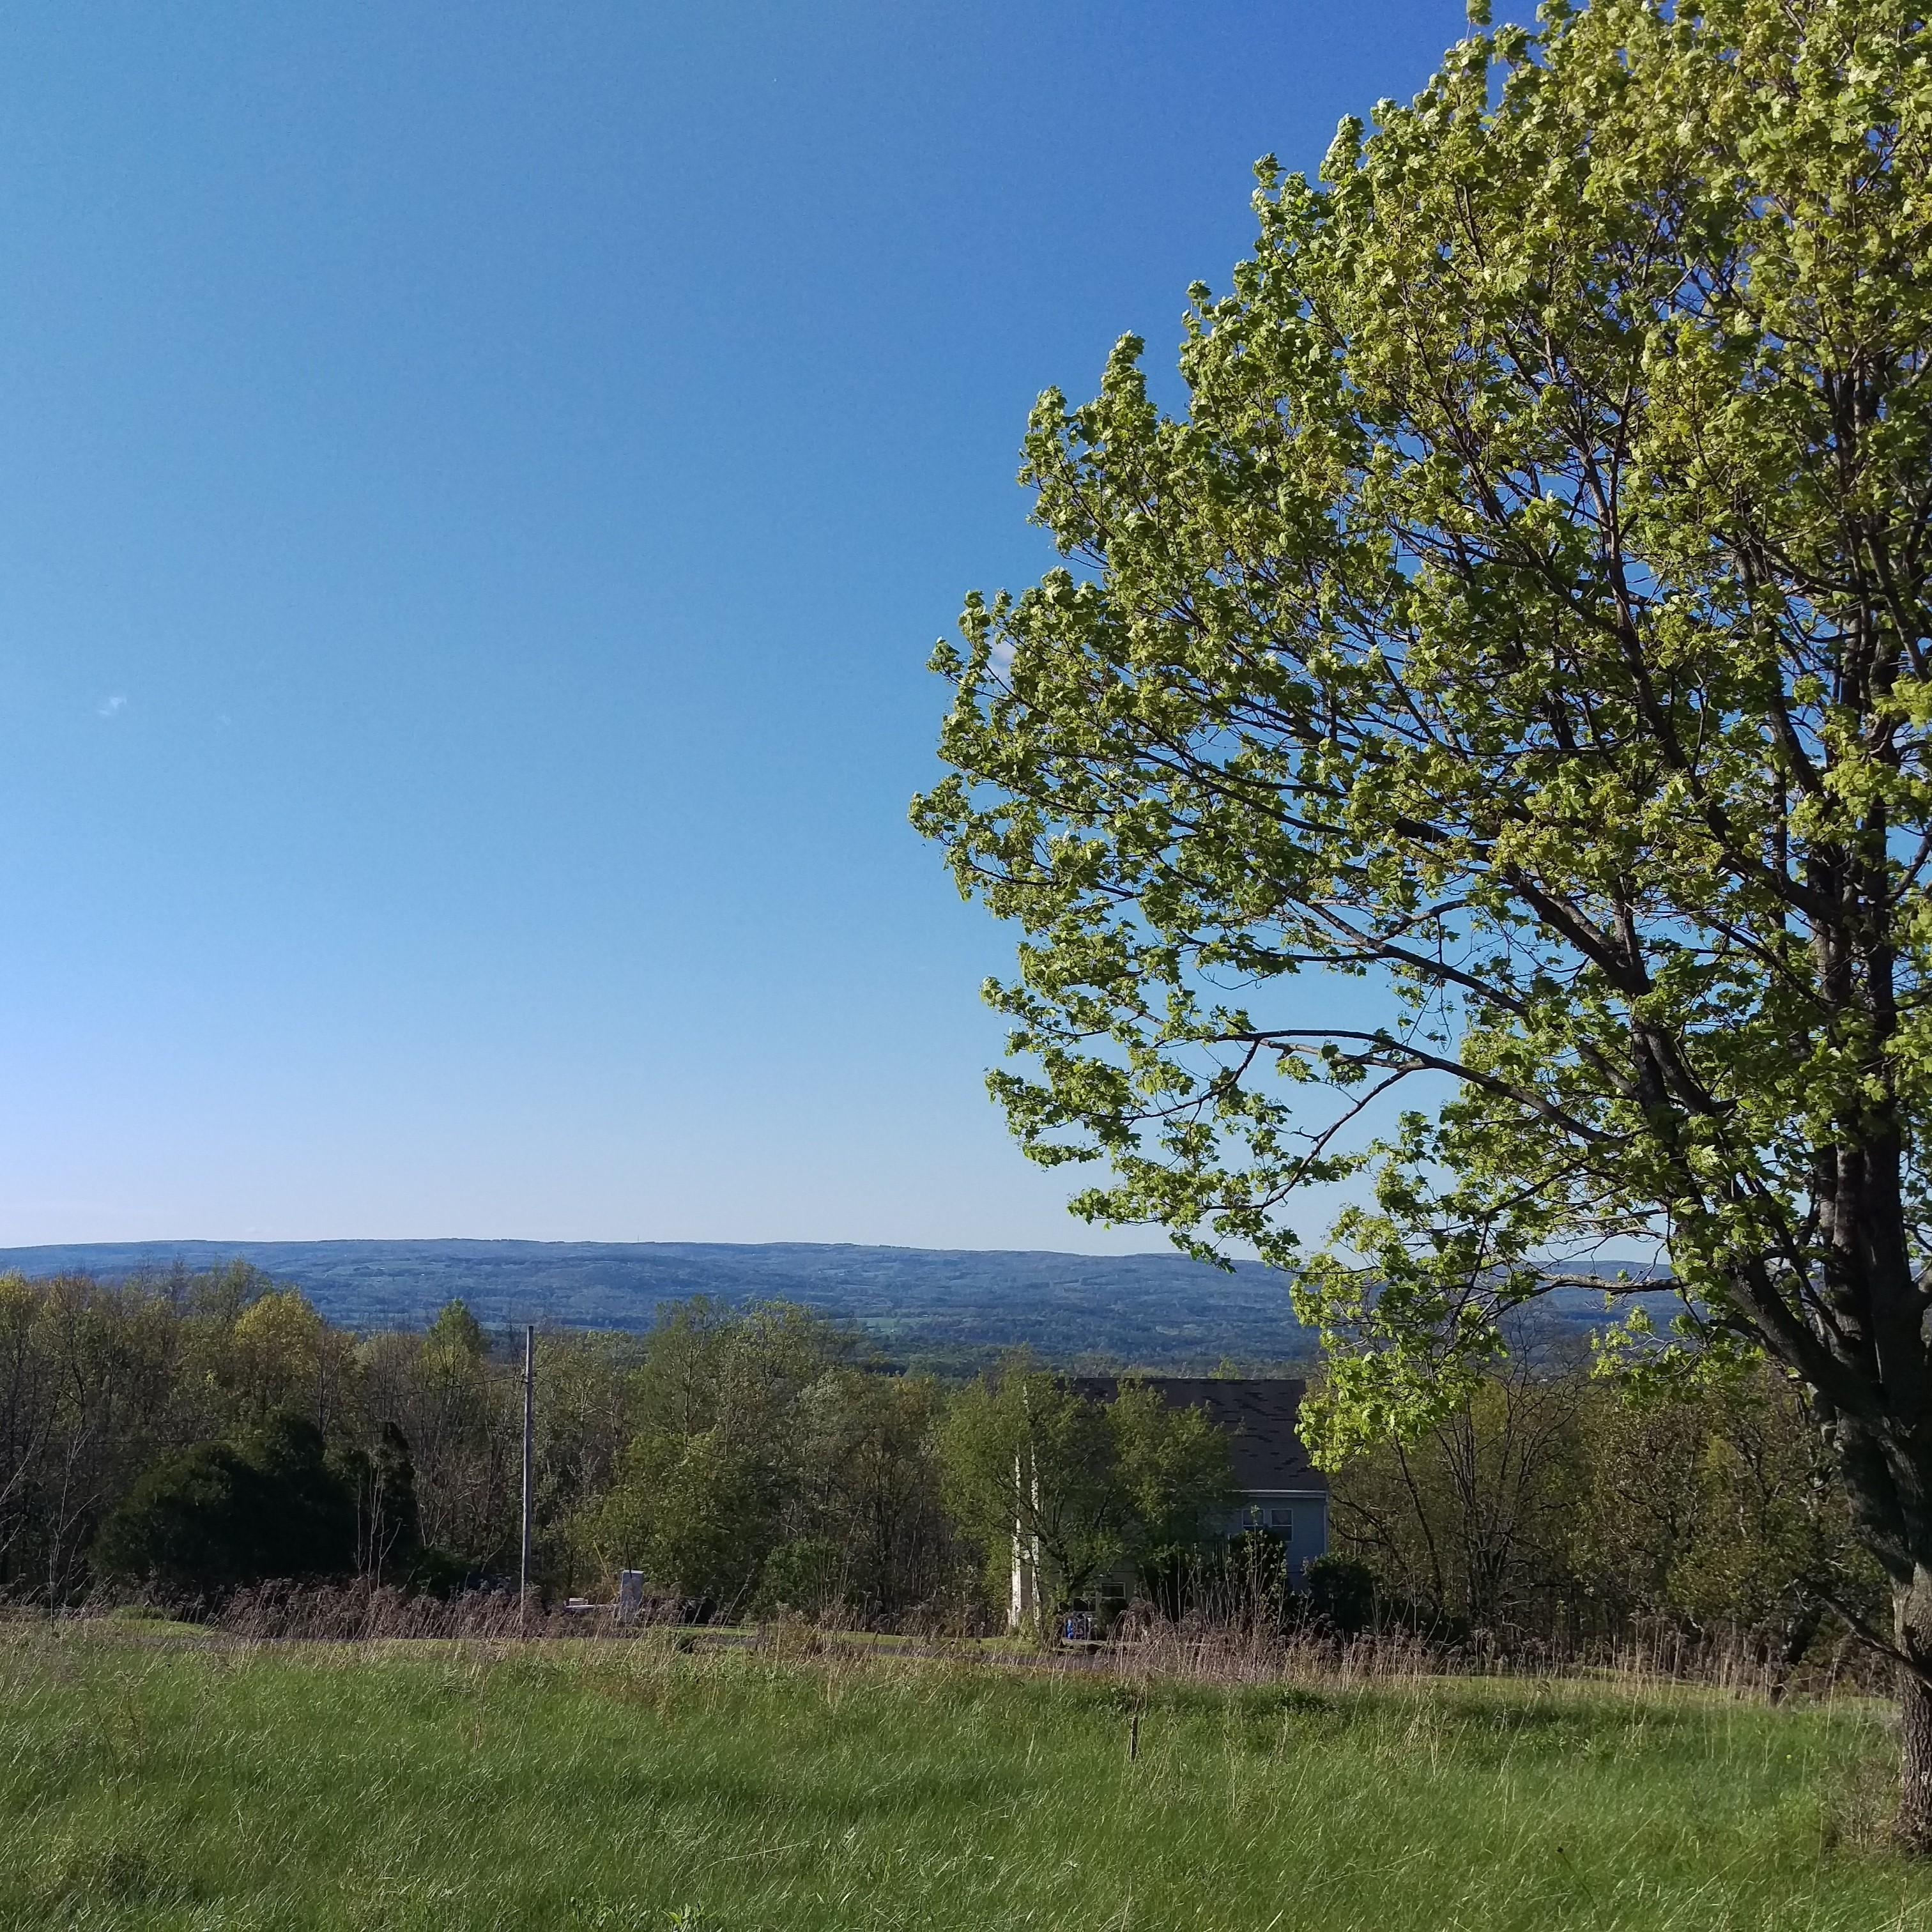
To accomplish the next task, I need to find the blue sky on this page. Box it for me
[0,1,1473,1248]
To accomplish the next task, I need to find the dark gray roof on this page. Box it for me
[1068,1376,1326,1494]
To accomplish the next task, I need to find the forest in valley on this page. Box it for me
[0,1262,1882,1674]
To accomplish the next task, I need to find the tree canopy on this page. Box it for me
[914,0,1932,1839]
[938,1366,1232,1623]
[93,1413,358,1598]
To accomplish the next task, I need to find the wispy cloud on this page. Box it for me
[96,693,127,718]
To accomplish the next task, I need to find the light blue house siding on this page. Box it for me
[1220,1489,1330,1587]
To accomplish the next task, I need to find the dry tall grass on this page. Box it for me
[30,1582,1890,1706]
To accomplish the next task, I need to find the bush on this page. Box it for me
[401,1545,472,1598]
[1305,1554,1377,1636]
[757,1538,847,1618]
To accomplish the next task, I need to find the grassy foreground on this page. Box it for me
[3,1632,1930,1931]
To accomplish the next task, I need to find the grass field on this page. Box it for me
[3,1630,1931,1931]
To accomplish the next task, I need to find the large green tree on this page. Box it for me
[93,1413,358,1600]
[580,1300,851,1612]
[939,1367,1231,1631]
[914,0,1932,1838]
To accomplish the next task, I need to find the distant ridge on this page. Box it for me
[0,1238,1314,1368]
[0,1238,1671,1370]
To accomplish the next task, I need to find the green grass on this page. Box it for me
[1,1631,1929,1931]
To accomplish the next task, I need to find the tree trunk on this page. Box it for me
[1898,1667,1932,1853]
[1896,1574,1932,1853]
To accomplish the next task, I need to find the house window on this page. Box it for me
[1265,1508,1294,1537]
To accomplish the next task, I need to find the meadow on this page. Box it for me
[3,1627,1930,1932]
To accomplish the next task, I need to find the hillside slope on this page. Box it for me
[0,1238,1664,1369]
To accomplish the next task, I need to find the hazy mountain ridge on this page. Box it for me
[0,1238,1671,1370]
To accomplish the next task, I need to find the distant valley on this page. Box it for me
[0,1238,1669,1372]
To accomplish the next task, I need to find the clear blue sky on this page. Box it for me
[0,1,1473,1248]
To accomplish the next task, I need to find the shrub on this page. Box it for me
[1305,1555,1376,1636]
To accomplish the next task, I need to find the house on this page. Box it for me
[1010,1377,1330,1633]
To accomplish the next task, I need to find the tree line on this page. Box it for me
[0,1262,1882,1662]
[1329,1351,1883,1680]
[0,1265,1230,1625]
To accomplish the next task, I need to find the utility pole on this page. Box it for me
[519,1323,534,1632]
